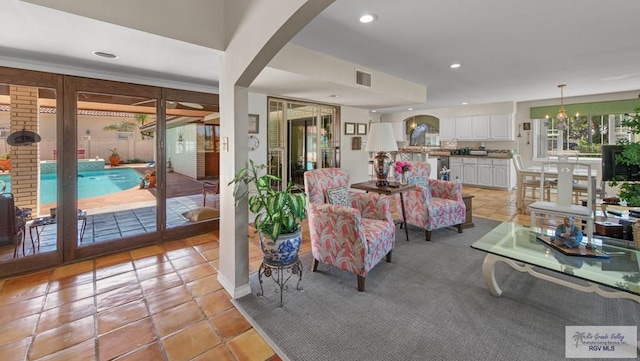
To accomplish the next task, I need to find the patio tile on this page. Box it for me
[96,271,139,294]
[98,317,156,361]
[145,285,192,315]
[44,282,94,310]
[191,345,236,361]
[0,337,31,361]
[51,260,94,280]
[161,320,220,361]
[96,284,143,312]
[30,315,94,360]
[140,272,182,295]
[95,252,132,269]
[136,261,175,282]
[196,289,232,317]
[211,308,252,340]
[151,300,205,337]
[176,263,216,284]
[97,299,149,335]
[0,314,39,346]
[31,339,95,361]
[112,341,164,361]
[226,329,275,361]
[37,297,94,333]
[95,262,134,280]
[0,295,44,324]
[132,253,167,268]
[186,274,222,298]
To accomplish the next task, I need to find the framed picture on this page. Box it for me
[345,122,356,135]
[357,123,368,135]
[352,136,362,150]
[523,122,531,131]
[248,114,259,134]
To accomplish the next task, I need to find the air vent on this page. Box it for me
[355,69,372,87]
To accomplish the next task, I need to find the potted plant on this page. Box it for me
[107,147,121,166]
[609,107,640,206]
[0,151,11,172]
[228,159,307,265]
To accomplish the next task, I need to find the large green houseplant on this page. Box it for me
[610,107,640,206]
[228,160,307,264]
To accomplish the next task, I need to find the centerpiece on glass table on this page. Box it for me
[394,161,412,184]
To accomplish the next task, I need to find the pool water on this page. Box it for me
[0,168,143,204]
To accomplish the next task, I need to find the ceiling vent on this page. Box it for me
[355,69,372,87]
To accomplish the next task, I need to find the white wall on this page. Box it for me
[340,106,374,183]
[248,92,267,166]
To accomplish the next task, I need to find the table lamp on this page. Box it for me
[366,123,398,186]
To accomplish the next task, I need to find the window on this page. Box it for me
[534,113,633,159]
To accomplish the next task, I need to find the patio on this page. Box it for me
[0,169,220,261]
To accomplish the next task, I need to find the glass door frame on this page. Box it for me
[0,67,63,275]
[64,77,162,261]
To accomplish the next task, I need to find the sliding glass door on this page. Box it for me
[267,98,340,188]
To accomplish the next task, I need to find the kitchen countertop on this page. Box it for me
[447,154,512,159]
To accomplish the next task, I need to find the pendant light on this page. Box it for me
[556,84,568,130]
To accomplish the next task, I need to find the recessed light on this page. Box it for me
[408,108,413,111]
[359,13,378,23]
[329,94,340,98]
[462,102,468,105]
[371,110,377,113]
[450,63,461,69]
[93,51,118,59]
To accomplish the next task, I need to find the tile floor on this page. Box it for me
[0,186,528,360]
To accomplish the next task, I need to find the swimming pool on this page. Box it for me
[0,168,143,204]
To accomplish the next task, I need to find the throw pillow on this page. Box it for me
[182,207,220,222]
[326,186,350,206]
[406,176,427,188]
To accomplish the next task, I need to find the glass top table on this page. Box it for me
[470,222,640,303]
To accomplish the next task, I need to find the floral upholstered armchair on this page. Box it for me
[303,168,396,291]
[391,161,465,241]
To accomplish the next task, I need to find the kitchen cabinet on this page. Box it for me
[491,158,512,188]
[438,113,514,141]
[448,157,514,189]
[454,117,473,140]
[490,114,514,140]
[450,157,463,182]
[476,158,492,186]
[472,115,491,140]
[439,117,456,140]
[462,158,477,185]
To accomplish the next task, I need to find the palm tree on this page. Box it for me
[102,113,149,133]
[572,331,586,347]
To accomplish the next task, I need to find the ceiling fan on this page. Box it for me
[131,99,204,109]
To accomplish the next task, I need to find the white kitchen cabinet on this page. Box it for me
[450,158,463,182]
[462,158,477,185]
[489,114,514,140]
[439,117,456,140]
[476,158,493,186]
[491,158,514,188]
[454,117,473,140]
[472,115,491,140]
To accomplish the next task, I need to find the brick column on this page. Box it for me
[9,86,40,213]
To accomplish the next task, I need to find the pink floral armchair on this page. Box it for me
[391,161,465,241]
[303,168,396,291]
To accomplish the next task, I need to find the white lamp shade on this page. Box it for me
[365,123,399,152]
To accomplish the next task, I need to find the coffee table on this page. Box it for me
[471,222,640,304]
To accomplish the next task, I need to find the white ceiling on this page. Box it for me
[2,0,640,113]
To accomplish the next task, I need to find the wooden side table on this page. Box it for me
[462,194,474,229]
[350,181,416,241]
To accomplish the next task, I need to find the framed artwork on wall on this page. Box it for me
[357,123,368,135]
[248,114,259,134]
[345,122,356,135]
[352,136,362,150]
[523,122,531,130]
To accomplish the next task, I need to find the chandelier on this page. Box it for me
[556,84,568,130]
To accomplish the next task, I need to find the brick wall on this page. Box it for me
[9,86,40,212]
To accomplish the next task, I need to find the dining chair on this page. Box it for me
[512,154,552,213]
[529,161,595,246]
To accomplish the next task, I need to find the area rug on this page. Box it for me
[234,217,640,361]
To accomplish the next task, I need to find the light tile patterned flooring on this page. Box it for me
[0,186,527,360]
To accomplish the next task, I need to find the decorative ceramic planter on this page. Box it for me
[108,156,121,167]
[259,227,302,265]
